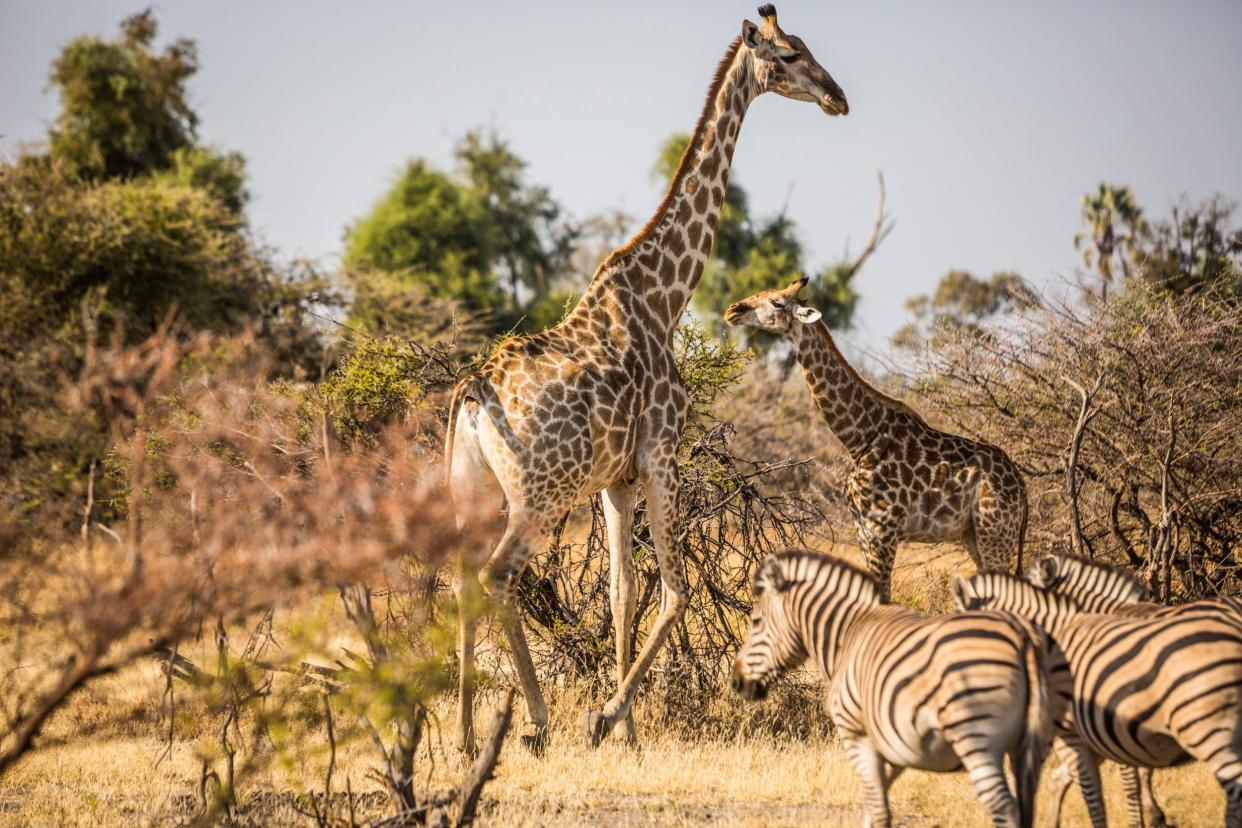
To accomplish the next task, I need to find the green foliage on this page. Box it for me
[674,319,751,440]
[319,336,433,446]
[343,159,505,323]
[894,270,1039,351]
[151,145,249,215]
[48,10,198,180]
[455,129,578,309]
[1073,184,1240,300]
[0,158,272,344]
[317,334,459,450]
[344,130,579,338]
[1136,195,1241,296]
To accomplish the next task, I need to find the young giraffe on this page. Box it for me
[724,280,1027,600]
[445,6,849,752]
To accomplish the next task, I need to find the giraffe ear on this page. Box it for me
[793,305,821,324]
[741,19,775,59]
[950,575,975,611]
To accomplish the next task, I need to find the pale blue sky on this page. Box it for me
[3,1,1240,349]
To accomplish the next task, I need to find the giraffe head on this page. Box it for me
[723,277,821,337]
[741,5,848,116]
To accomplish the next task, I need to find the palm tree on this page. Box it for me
[1074,184,1144,301]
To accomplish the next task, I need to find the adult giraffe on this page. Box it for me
[724,279,1028,601]
[445,5,849,752]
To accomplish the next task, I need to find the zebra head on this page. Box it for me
[1027,551,1149,611]
[732,555,808,701]
[952,571,1079,629]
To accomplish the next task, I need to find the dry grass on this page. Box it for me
[0,543,1229,827]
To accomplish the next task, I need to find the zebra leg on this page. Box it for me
[1047,737,1078,826]
[1138,768,1169,828]
[1119,765,1146,828]
[955,745,1021,827]
[1062,737,1109,828]
[1119,765,1169,828]
[1227,782,1242,828]
[841,733,892,828]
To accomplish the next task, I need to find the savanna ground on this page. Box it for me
[0,543,1224,827]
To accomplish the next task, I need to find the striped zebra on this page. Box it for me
[954,570,1242,828]
[1029,551,1242,827]
[1030,550,1242,619]
[733,551,1053,828]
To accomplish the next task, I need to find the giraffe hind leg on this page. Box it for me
[478,511,554,755]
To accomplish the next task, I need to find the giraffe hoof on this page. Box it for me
[519,724,549,756]
[583,710,611,749]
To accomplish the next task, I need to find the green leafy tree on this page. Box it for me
[455,129,578,310]
[343,159,505,323]
[151,145,249,215]
[894,270,1039,351]
[1136,195,1241,296]
[48,10,198,180]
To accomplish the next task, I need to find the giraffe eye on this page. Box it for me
[779,53,800,64]
[771,300,785,309]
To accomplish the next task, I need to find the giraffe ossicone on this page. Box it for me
[724,278,1028,601]
[444,5,849,754]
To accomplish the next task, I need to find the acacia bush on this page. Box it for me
[0,330,516,825]
[904,284,1242,599]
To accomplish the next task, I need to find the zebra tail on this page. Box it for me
[1016,625,1054,828]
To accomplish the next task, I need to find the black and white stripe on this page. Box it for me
[734,552,1053,828]
[955,570,1242,828]
[1030,551,1242,827]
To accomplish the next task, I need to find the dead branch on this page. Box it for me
[1063,373,1105,557]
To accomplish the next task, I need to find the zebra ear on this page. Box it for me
[756,557,790,594]
[950,575,974,610]
[1035,556,1059,587]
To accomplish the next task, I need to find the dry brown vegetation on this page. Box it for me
[3,278,1241,827]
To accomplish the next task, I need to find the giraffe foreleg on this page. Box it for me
[585,456,687,748]
[602,482,638,744]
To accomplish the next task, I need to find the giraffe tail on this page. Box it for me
[1015,482,1030,573]
[443,374,479,486]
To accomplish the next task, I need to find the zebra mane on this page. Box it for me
[767,550,881,602]
[1044,550,1148,596]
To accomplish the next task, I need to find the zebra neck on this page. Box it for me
[797,598,883,681]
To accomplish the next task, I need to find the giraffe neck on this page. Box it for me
[792,321,918,461]
[568,38,755,340]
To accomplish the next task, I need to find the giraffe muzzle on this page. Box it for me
[723,302,749,326]
[820,92,849,116]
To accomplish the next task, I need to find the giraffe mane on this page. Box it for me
[601,36,744,269]
[809,323,928,423]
